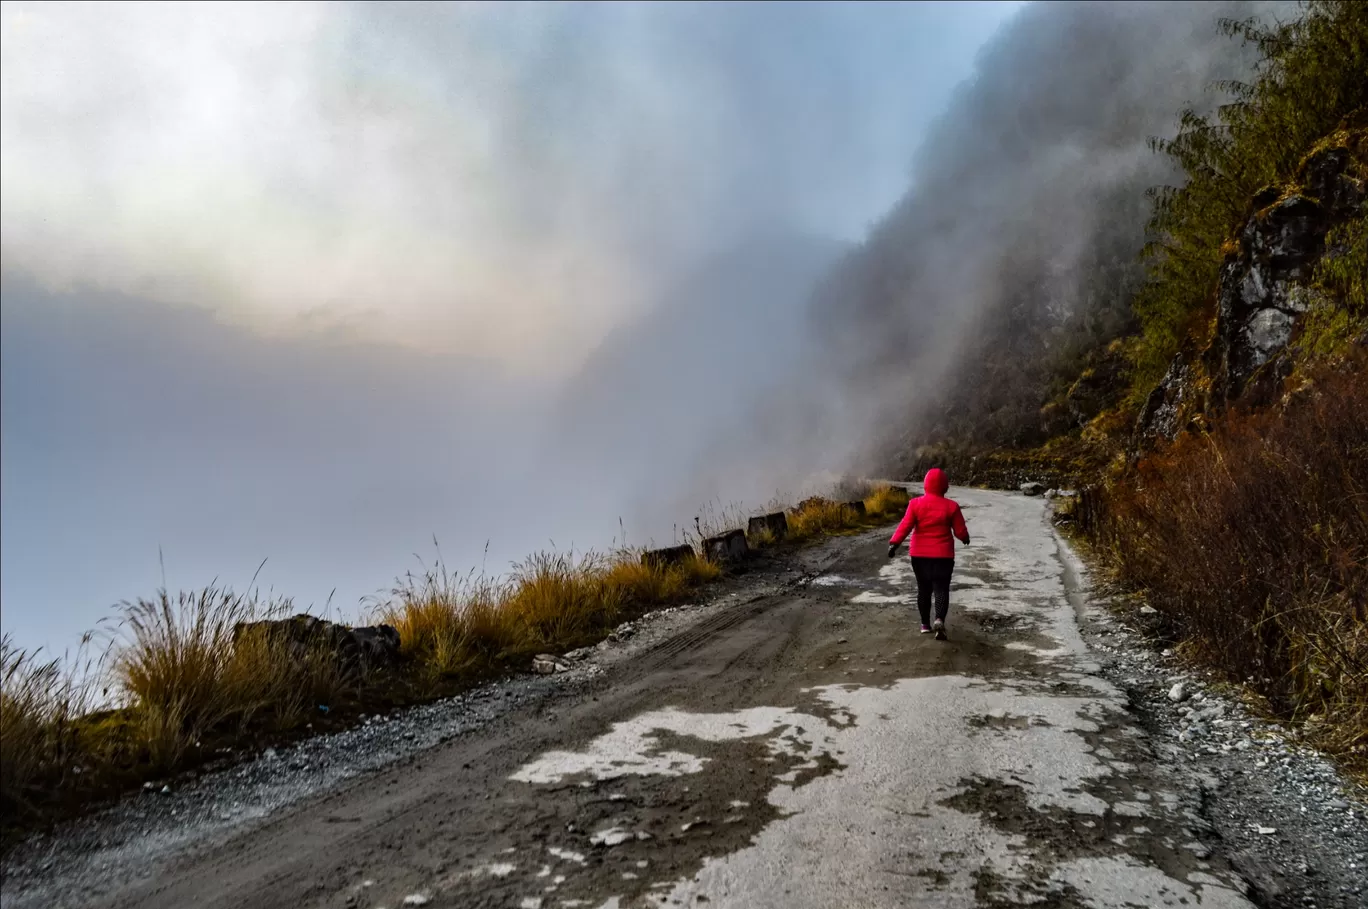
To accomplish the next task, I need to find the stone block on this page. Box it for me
[747,512,789,541]
[641,544,695,569]
[702,529,749,563]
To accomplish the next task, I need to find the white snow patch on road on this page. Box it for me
[509,705,838,785]
[633,673,1251,908]
[848,559,916,605]
[589,828,633,847]
[1049,857,1250,908]
[877,559,915,585]
[548,847,586,865]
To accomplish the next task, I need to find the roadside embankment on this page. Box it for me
[0,483,910,847]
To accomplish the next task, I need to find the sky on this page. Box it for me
[0,1,1025,652]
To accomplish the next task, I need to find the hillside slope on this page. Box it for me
[835,0,1368,768]
[802,0,1286,468]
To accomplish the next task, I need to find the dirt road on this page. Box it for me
[13,489,1265,908]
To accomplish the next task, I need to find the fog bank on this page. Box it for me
[1,1,1021,651]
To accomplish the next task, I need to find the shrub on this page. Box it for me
[1091,357,1368,766]
[1135,1,1368,392]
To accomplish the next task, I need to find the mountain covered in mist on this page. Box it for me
[551,229,847,524]
[802,0,1289,466]
[802,0,1366,768]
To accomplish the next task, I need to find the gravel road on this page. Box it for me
[4,488,1364,909]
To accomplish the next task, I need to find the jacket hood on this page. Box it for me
[923,468,949,496]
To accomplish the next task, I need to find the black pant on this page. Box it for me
[910,557,954,626]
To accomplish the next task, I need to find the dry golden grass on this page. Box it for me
[1,640,89,820]
[113,587,351,771]
[601,552,718,607]
[863,484,911,518]
[379,547,721,683]
[505,551,621,647]
[784,483,911,542]
[748,526,778,548]
[787,498,863,540]
[601,557,679,605]
[379,563,515,677]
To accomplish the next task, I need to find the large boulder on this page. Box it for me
[232,614,401,679]
[1217,135,1364,402]
[1136,128,1365,444]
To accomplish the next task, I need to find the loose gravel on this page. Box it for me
[1073,571,1368,909]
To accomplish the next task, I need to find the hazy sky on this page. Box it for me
[1,1,1024,652]
[2,0,1024,374]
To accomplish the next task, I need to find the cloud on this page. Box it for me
[2,0,1022,374]
[1,1,1024,649]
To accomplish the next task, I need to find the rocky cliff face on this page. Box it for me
[1136,125,1366,446]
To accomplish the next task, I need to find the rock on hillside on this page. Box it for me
[1136,124,1367,445]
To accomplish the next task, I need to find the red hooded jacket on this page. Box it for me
[890,468,970,559]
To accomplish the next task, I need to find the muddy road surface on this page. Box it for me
[12,489,1262,908]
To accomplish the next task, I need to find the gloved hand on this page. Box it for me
[887,543,898,559]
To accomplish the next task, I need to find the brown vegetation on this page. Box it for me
[1087,357,1368,769]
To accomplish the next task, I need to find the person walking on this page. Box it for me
[887,468,970,640]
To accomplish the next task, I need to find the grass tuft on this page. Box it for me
[505,551,621,649]
[864,484,911,519]
[788,498,863,540]
[1,640,89,820]
[748,526,778,548]
[113,586,351,770]
[379,562,515,677]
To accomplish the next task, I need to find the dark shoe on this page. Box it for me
[920,624,932,634]
[932,619,947,641]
